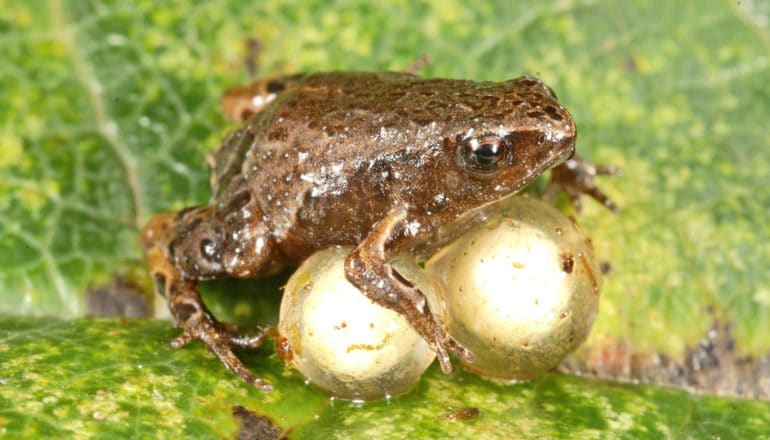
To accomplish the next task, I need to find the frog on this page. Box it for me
[141,71,618,390]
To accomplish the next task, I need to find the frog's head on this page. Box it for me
[444,76,575,203]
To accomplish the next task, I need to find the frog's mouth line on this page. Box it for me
[546,147,574,170]
[545,134,576,170]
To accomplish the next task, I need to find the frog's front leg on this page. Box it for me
[344,209,475,374]
[547,155,622,213]
[141,203,283,391]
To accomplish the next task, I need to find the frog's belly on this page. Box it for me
[273,191,392,262]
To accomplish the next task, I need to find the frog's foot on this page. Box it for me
[435,334,476,374]
[546,155,622,213]
[141,211,273,391]
[403,53,432,74]
[169,293,273,391]
[393,273,476,372]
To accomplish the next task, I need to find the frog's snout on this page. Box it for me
[555,117,577,164]
[565,143,576,161]
[564,129,577,161]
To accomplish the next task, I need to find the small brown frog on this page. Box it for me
[141,72,617,390]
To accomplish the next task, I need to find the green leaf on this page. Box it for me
[1,0,768,437]
[2,316,769,438]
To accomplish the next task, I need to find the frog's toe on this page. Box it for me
[171,303,273,391]
[581,184,619,213]
[595,164,623,176]
[227,327,271,349]
[434,335,476,373]
[171,328,195,349]
[448,339,476,363]
[435,343,453,374]
[549,155,621,213]
[183,327,273,391]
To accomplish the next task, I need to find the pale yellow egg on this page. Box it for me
[426,196,601,382]
[278,246,442,401]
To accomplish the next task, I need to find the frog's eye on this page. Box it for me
[458,134,510,173]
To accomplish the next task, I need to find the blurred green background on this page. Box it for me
[1,0,769,438]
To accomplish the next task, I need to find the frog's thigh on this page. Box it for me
[220,207,285,278]
[142,210,274,390]
[170,205,283,280]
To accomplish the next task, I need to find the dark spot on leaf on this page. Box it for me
[232,405,285,440]
[86,277,150,318]
[558,321,770,400]
[439,407,480,422]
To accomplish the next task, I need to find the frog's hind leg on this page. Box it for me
[141,206,279,391]
[344,208,475,374]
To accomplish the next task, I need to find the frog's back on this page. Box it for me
[209,72,413,199]
[208,72,569,249]
[210,71,535,196]
[210,73,423,200]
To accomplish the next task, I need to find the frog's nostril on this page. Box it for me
[565,134,577,160]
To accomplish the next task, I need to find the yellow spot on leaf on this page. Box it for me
[0,131,23,168]
[754,288,770,307]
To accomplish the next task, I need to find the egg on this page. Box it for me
[278,246,442,401]
[425,196,601,382]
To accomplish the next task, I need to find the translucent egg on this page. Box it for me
[425,196,601,382]
[278,246,442,401]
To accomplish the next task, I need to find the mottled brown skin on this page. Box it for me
[142,72,616,390]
